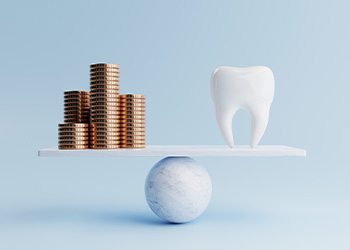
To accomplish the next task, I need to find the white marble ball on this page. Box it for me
[145,157,212,223]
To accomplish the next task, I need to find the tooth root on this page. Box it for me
[216,106,238,148]
[249,103,271,148]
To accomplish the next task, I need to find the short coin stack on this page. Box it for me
[90,63,120,149]
[119,94,146,148]
[58,123,89,149]
[64,91,90,123]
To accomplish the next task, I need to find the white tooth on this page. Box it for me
[211,66,275,148]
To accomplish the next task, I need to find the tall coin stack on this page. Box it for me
[89,63,120,149]
[119,94,146,148]
[58,123,90,149]
[63,91,90,123]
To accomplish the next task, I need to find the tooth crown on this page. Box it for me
[211,66,275,148]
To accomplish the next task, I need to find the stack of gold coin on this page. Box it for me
[90,63,120,149]
[58,123,89,149]
[119,94,145,148]
[64,90,90,123]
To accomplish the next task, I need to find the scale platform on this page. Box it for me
[38,145,306,157]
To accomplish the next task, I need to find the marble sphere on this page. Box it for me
[145,156,212,223]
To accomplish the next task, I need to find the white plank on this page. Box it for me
[38,145,306,157]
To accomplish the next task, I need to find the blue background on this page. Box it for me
[0,0,349,249]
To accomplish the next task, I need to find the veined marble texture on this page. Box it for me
[145,157,212,223]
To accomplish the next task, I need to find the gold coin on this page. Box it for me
[58,137,90,140]
[119,111,146,119]
[90,91,119,96]
[119,101,145,105]
[63,113,89,117]
[91,101,118,105]
[59,145,89,150]
[120,144,146,147]
[59,142,90,146]
[64,118,90,121]
[90,92,118,97]
[64,110,90,115]
[119,94,145,98]
[119,103,145,108]
[90,81,120,86]
[92,129,119,133]
[64,102,90,106]
[91,110,119,115]
[95,136,120,140]
[120,145,145,148]
[93,131,120,135]
[120,119,145,123]
[119,121,145,125]
[63,98,89,102]
[64,113,90,117]
[94,129,120,133]
[90,69,119,74]
[64,106,90,110]
[90,109,118,113]
[64,96,90,100]
[92,123,120,127]
[59,123,89,127]
[119,114,145,119]
[90,145,120,149]
[58,134,90,139]
[90,64,119,69]
[120,106,145,110]
[59,139,90,143]
[90,106,119,110]
[90,101,118,106]
[90,79,119,84]
[119,111,145,115]
[92,127,119,132]
[119,96,145,99]
[91,116,121,121]
[90,78,119,83]
[90,75,119,80]
[119,98,144,101]
[120,137,145,141]
[91,118,119,122]
[64,120,90,124]
[120,138,145,142]
[58,129,89,133]
[119,126,145,131]
[90,90,119,95]
[121,131,145,135]
[64,96,89,100]
[119,142,146,147]
[64,90,89,95]
[91,122,120,126]
[90,63,119,68]
[119,113,145,117]
[93,142,120,145]
[90,71,119,76]
[58,133,90,139]
[90,97,118,102]
[90,88,119,93]
[90,81,119,86]
[90,141,120,144]
[119,123,145,127]
[59,133,89,137]
[95,132,121,136]
[59,142,89,146]
[64,114,90,118]
[90,105,118,109]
